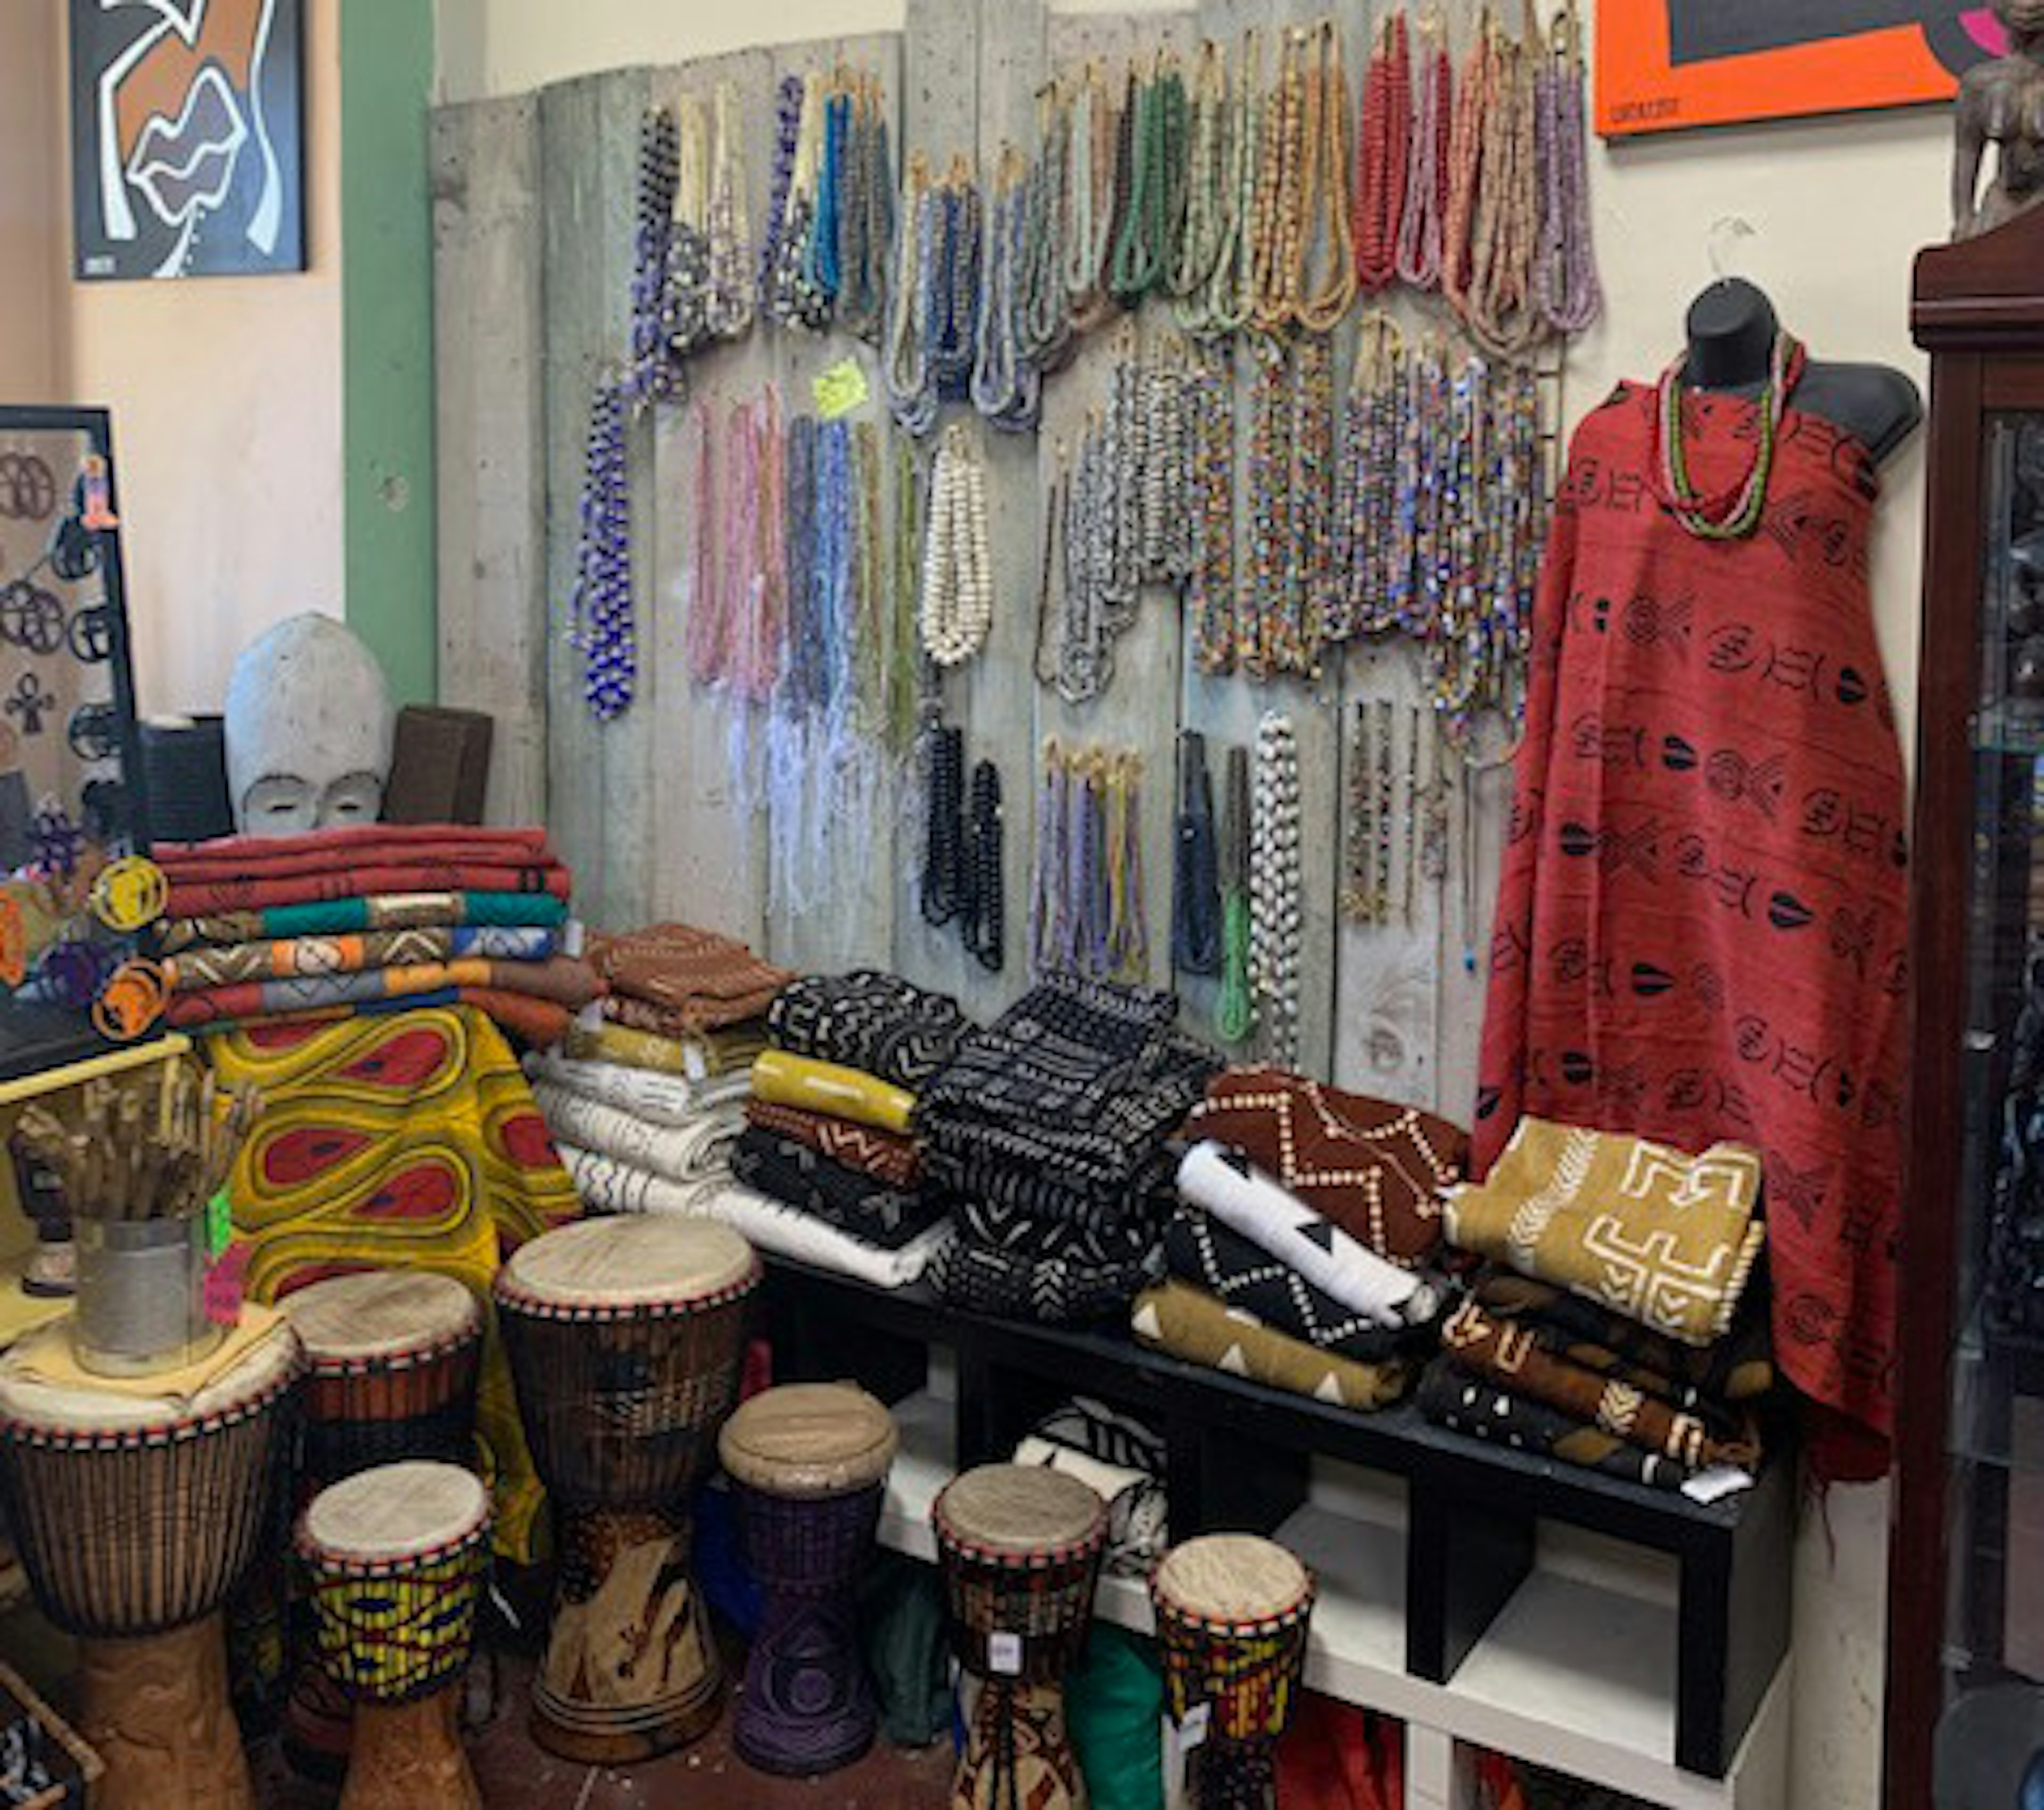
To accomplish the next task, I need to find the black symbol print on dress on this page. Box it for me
[1623,595,1692,649]
[1768,892,1814,932]
[68,607,113,664]
[0,454,56,522]
[6,674,53,736]
[0,582,63,654]
[67,704,118,763]
[1632,962,1675,998]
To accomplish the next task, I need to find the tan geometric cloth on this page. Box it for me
[1186,1068,1467,1266]
[1444,1117,1766,1347]
[1131,1282,1413,1411]
[588,923,793,1033]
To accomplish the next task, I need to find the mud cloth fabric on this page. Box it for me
[1439,1298,1760,1471]
[566,1018,769,1077]
[933,1239,1164,1326]
[529,1082,743,1189]
[1130,1281,1414,1410]
[765,970,972,1091]
[1187,1067,1468,1265]
[587,922,794,1033]
[745,1099,922,1189]
[162,891,572,952]
[210,1005,579,1561]
[1418,1360,1691,1493]
[1446,1116,1766,1348]
[729,1128,944,1249]
[1472,380,1906,1482]
[529,1050,753,1125]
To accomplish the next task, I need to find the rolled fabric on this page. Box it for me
[751,1050,916,1135]
[524,1050,749,1126]
[566,1021,720,1077]
[745,1099,921,1190]
[1130,1281,1413,1411]
[727,1128,943,1251]
[529,1082,743,1188]
[765,970,971,1091]
[1416,1360,1690,1493]
[159,890,570,952]
[167,924,559,991]
[1013,1435,1166,1578]
[1176,1142,1439,1330]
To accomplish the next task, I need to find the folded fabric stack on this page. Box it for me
[158,825,597,1046]
[921,976,1219,1324]
[1430,1116,1774,1492]
[1011,1398,1167,1579]
[721,970,969,1289]
[586,919,790,1046]
[1131,1068,1465,1410]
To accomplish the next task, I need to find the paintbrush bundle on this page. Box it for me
[14,1059,262,1222]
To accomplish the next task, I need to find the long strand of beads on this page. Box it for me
[1441,22,1495,317]
[851,421,887,735]
[1535,5,1602,337]
[1353,11,1412,294]
[1402,703,1424,927]
[1029,746,1063,976]
[887,438,922,753]
[920,422,994,667]
[662,95,713,368]
[1172,42,1229,310]
[1250,712,1302,1068]
[630,108,681,407]
[921,720,966,926]
[963,758,1005,973]
[1371,697,1395,930]
[1105,753,1149,985]
[1280,332,1334,678]
[1192,27,1259,339]
[927,162,982,402]
[569,377,634,722]
[1464,21,1544,358]
[704,83,754,342]
[1341,700,1373,923]
[771,75,833,331]
[1396,17,1452,291]
[1023,83,1074,371]
[1243,338,1284,681]
[1252,28,1305,333]
[1190,343,1238,674]
[884,155,937,437]
[687,402,724,685]
[781,415,820,714]
[1217,743,1255,1043]
[1172,729,1222,977]
[1651,330,1802,541]
[1108,61,1157,305]
[759,75,804,308]
[971,150,1041,432]
[1296,20,1357,335]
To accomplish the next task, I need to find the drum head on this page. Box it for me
[300,1460,490,1565]
[282,1271,482,1364]
[720,1382,897,1497]
[936,1463,1106,1557]
[499,1215,756,1311]
[0,1320,302,1435]
[1153,1534,1312,1628]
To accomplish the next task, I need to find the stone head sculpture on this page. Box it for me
[223,614,394,836]
[1954,1,2044,238]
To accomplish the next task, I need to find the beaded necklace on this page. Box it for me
[1189,343,1238,675]
[772,76,834,331]
[922,719,966,927]
[1353,12,1412,294]
[1171,43,1230,310]
[1188,28,1259,339]
[1296,21,1357,335]
[1288,331,1336,675]
[806,79,847,306]
[1109,59,1159,305]
[1172,729,1222,977]
[920,422,994,666]
[884,155,937,437]
[1021,83,1074,371]
[781,415,821,713]
[662,95,713,367]
[888,437,922,753]
[1331,312,1402,645]
[837,78,895,344]
[1535,6,1602,338]
[1395,16,1452,291]
[1341,700,1375,924]
[1103,753,1149,985]
[1251,28,1305,333]
[686,402,724,686]
[704,84,755,341]
[1242,338,1285,681]
[1463,20,1544,357]
[971,149,1042,432]
[759,76,804,310]
[630,108,681,407]
[568,376,634,722]
[928,161,983,402]
[1216,742,1254,1044]
[1440,21,1494,317]
[1651,331,1804,542]
[1250,712,1301,1068]
[851,422,889,736]
[963,759,1005,973]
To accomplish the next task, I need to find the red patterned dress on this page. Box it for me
[1472,379,1907,1483]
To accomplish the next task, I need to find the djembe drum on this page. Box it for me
[719,1381,897,1775]
[1149,1534,1315,1810]
[934,1463,1109,1810]
[496,1214,759,1762]
[281,1269,485,1773]
[0,1326,302,1810]
[296,1460,492,1810]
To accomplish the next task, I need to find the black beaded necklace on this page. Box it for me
[963,759,1005,973]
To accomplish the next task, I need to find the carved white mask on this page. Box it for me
[223,614,394,837]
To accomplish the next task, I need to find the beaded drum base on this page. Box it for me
[531,1507,721,1764]
[954,1680,1088,1810]
[341,1692,481,1810]
[78,1615,255,1810]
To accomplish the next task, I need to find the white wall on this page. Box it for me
[439,6,1944,1804]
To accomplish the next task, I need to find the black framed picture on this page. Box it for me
[69,0,306,282]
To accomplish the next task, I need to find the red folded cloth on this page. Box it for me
[155,824,553,874]
[167,862,571,916]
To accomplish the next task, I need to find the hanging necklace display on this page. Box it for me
[1440,19,1494,322]
[704,83,754,342]
[1251,27,1305,334]
[1291,330,1337,673]
[760,75,805,312]
[1216,743,1254,1044]
[1353,11,1411,294]
[1138,333,1195,587]
[805,78,847,316]
[1651,330,1804,542]
[887,437,922,752]
[768,75,834,332]
[928,159,983,404]
[661,95,714,368]
[1242,340,1284,681]
[1170,43,1230,309]
[568,377,634,722]
[1028,744,1147,983]
[920,422,994,667]
[1462,15,1543,358]
[686,401,726,685]
[1172,729,1222,977]
[1535,4,1601,338]
[971,147,1042,432]
[1295,21,1357,335]
[1110,50,1188,306]
[1250,712,1302,1068]
[1396,13,1452,291]
[962,758,1005,973]
[1341,700,1376,924]
[884,154,938,437]
[1065,64,1120,338]
[1103,752,1149,984]
[836,76,895,344]
[1331,312,1404,644]
[1020,81,1074,374]
[1188,342,1238,675]
[630,108,682,407]
[850,421,892,739]
[1400,703,1425,926]
[1183,28,1259,339]
[922,718,967,927]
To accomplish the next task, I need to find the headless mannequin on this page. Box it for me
[1682,278,1923,467]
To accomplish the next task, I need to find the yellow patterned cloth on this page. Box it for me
[209,1006,579,1561]
[749,1050,916,1134]
[1444,1116,1766,1348]
[1131,1282,1413,1411]
[565,1018,769,1077]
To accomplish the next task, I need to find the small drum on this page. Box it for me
[496,1214,760,1763]
[279,1270,486,1775]
[719,1382,898,1776]
[297,1461,492,1810]
[0,1326,302,1810]
[1150,1534,1315,1810]
[283,1270,485,1484]
[934,1463,1109,1810]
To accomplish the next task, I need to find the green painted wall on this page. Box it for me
[341,0,436,703]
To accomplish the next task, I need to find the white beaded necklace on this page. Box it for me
[919,422,994,667]
[1250,710,1303,1069]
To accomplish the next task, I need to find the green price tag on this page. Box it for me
[813,360,870,422]
[205,1190,233,1258]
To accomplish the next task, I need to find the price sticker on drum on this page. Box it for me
[205,1190,233,1258]
[987,1631,1022,1677]
[1176,1702,1211,1749]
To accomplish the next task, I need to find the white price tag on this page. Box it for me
[681,1041,711,1082]
[1177,1701,1211,1749]
[1682,1465,1755,1505]
[987,1631,1022,1677]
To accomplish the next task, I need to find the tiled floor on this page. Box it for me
[251,1646,957,1809]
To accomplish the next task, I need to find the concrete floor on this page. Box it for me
[251,1645,958,1809]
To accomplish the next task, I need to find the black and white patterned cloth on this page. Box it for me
[765,970,972,1091]
[953,1192,1168,1267]
[931,1236,1164,1326]
[1016,1397,1169,1577]
[729,1128,944,1250]
[1163,1212,1428,1363]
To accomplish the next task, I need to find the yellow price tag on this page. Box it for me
[813,360,871,422]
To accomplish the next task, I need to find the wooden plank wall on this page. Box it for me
[431,0,1519,1124]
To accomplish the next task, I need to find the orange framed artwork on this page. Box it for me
[1597,3,2008,137]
